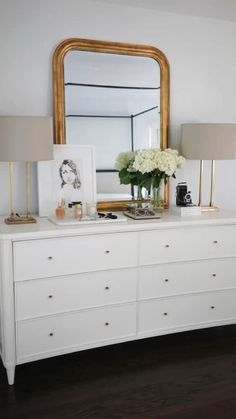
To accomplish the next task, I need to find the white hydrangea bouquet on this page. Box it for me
[115,148,185,206]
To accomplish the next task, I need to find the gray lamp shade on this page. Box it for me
[0,116,53,162]
[181,123,236,160]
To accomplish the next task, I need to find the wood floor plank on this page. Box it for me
[1,326,236,419]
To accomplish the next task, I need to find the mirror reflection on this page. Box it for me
[64,51,161,201]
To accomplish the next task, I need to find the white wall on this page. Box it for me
[0,0,236,214]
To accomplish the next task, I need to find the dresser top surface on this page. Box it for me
[0,209,236,241]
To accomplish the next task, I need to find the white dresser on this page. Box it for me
[1,211,236,385]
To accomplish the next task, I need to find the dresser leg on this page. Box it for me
[6,366,15,385]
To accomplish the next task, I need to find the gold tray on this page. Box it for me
[124,206,162,220]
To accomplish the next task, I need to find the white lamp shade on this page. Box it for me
[181,123,236,160]
[0,116,53,162]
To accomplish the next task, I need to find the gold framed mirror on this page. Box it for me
[53,38,170,210]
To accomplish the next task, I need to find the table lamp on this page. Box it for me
[0,116,53,224]
[181,123,236,211]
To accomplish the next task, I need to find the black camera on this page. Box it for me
[176,182,192,206]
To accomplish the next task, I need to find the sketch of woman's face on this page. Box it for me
[59,159,81,190]
[61,163,76,185]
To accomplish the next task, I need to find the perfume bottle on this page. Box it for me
[73,201,82,219]
[66,203,74,218]
[86,202,97,218]
[55,199,65,219]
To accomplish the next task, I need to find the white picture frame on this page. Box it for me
[38,145,96,216]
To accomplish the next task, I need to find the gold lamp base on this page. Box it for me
[200,206,219,212]
[198,160,220,213]
[5,215,37,225]
[6,161,37,225]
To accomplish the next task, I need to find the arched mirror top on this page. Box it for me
[53,38,170,209]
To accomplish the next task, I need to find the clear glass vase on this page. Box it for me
[136,184,143,201]
[135,184,144,207]
[150,182,163,209]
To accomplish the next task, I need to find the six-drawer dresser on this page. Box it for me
[1,211,236,385]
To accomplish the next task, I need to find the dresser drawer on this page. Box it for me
[16,303,136,362]
[140,225,236,265]
[138,290,236,335]
[139,258,236,300]
[15,268,137,320]
[13,233,138,281]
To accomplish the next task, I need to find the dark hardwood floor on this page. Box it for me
[1,326,236,419]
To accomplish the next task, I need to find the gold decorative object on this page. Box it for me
[124,203,163,220]
[52,38,170,211]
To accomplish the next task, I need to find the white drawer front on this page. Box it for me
[138,290,236,335]
[17,303,136,361]
[15,268,137,320]
[139,258,236,299]
[140,225,236,265]
[14,233,138,281]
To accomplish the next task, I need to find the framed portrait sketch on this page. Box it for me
[38,145,96,216]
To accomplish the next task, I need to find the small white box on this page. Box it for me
[171,206,201,217]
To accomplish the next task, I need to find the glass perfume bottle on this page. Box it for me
[55,199,65,219]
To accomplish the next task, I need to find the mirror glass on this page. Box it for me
[64,52,160,201]
[53,39,169,209]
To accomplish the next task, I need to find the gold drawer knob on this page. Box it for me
[105,322,110,326]
[48,256,53,260]
[49,332,54,337]
[163,312,168,316]
[48,294,53,299]
[213,240,218,244]
[105,250,110,254]
[165,245,170,248]
[105,286,110,290]
[164,279,169,282]
[210,305,215,309]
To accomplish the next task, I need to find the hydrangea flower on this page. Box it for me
[115,147,185,190]
[115,151,135,171]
